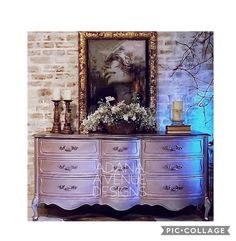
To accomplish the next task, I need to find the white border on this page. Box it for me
[1,0,235,240]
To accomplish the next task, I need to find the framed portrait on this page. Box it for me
[78,31,157,131]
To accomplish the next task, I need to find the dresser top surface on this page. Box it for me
[34,131,209,139]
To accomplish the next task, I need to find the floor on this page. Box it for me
[28,202,213,221]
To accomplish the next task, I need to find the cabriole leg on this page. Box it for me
[32,196,39,221]
[204,197,211,220]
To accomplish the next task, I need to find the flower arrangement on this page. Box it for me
[81,96,158,134]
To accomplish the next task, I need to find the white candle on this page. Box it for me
[64,89,72,100]
[172,101,183,121]
[52,88,61,100]
[173,100,183,110]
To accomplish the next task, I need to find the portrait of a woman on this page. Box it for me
[87,40,147,113]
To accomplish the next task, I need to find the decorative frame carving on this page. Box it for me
[78,31,157,132]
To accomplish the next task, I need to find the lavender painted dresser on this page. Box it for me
[32,132,211,220]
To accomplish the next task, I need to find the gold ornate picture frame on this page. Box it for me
[78,31,157,131]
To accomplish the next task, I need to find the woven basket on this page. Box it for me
[104,121,136,134]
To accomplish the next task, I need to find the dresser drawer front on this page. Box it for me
[39,158,99,175]
[102,159,139,175]
[102,140,140,157]
[142,177,204,197]
[142,158,203,176]
[102,176,139,197]
[142,138,203,157]
[38,139,99,156]
[39,177,100,197]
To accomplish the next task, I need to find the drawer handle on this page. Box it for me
[113,165,129,171]
[59,145,78,152]
[113,146,128,152]
[58,185,77,191]
[164,164,183,171]
[163,185,184,192]
[162,145,183,152]
[112,186,129,191]
[59,164,78,171]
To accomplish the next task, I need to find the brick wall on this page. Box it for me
[27,31,213,200]
[27,32,78,200]
[157,32,213,134]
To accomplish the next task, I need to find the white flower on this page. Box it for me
[105,96,115,102]
[111,106,120,113]
[80,96,158,133]
[123,114,129,121]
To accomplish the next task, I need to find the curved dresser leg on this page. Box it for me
[204,197,211,220]
[32,196,39,221]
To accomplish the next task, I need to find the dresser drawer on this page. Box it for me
[39,177,100,197]
[142,177,204,197]
[142,158,203,176]
[38,139,99,156]
[102,176,139,197]
[102,159,139,175]
[142,138,203,157]
[39,158,99,176]
[102,140,140,157]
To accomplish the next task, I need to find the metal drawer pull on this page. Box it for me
[162,145,183,152]
[112,186,129,191]
[164,164,183,171]
[59,145,78,152]
[113,165,129,171]
[163,185,184,192]
[113,146,128,152]
[59,164,78,171]
[58,185,77,191]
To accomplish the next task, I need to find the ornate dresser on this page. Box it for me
[32,132,211,220]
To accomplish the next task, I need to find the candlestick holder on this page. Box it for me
[50,100,61,133]
[61,100,74,134]
[166,94,191,134]
[168,94,187,126]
